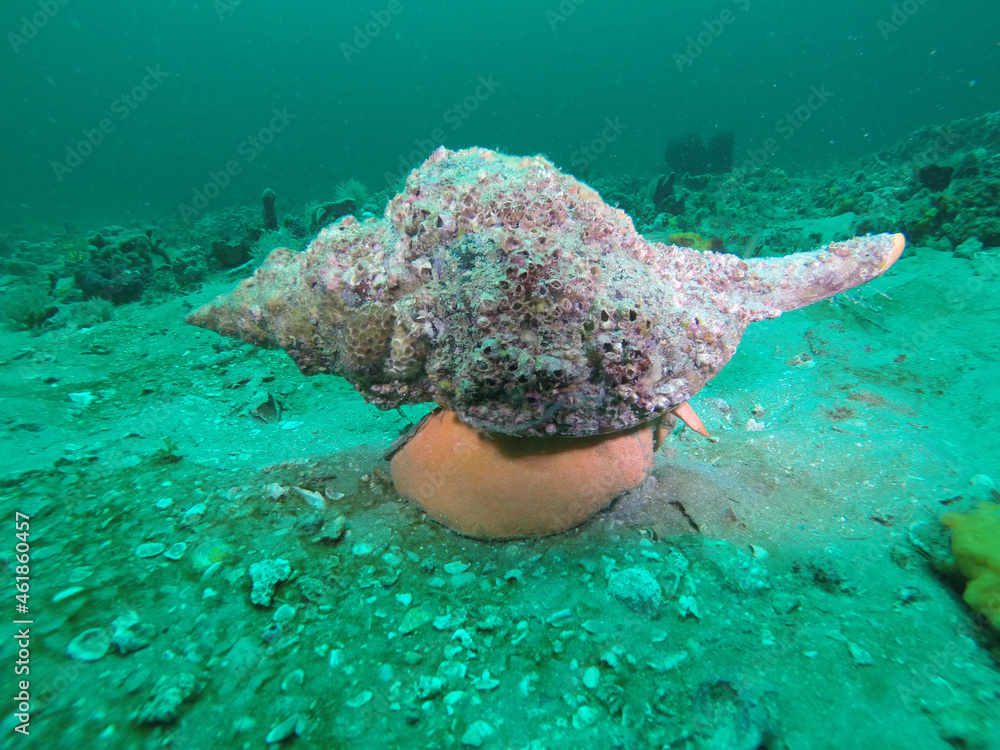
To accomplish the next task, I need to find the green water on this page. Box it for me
[2,0,998,232]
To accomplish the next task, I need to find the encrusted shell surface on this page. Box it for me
[188,147,899,436]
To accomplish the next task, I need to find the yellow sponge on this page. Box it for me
[943,502,1000,629]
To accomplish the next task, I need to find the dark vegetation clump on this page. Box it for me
[71,227,170,304]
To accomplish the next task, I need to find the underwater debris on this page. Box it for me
[248,557,292,606]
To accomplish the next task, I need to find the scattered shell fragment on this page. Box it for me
[164,542,187,561]
[265,714,300,744]
[504,569,524,584]
[472,670,500,691]
[398,606,433,635]
[294,486,325,510]
[68,391,97,406]
[280,669,305,692]
[677,594,701,619]
[266,483,289,500]
[461,720,494,748]
[135,542,166,559]
[417,676,444,700]
[848,642,874,666]
[646,651,689,673]
[346,690,373,708]
[314,514,346,543]
[52,586,84,603]
[443,561,470,575]
[182,503,207,526]
[67,628,110,662]
[548,609,573,627]
[273,604,296,623]
[572,705,600,729]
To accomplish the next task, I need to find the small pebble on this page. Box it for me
[346,690,372,708]
[280,669,304,692]
[548,609,573,627]
[461,720,494,747]
[163,542,186,561]
[848,642,874,666]
[154,498,173,510]
[396,593,413,607]
[67,628,110,662]
[583,666,600,689]
[68,567,93,584]
[572,705,600,729]
[472,670,500,691]
[443,561,470,575]
[352,543,373,556]
[281,421,303,430]
[264,714,299,744]
[135,542,166,559]
[182,503,206,526]
[504,569,524,584]
[273,604,296,623]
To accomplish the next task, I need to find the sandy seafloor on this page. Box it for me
[0,237,998,749]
